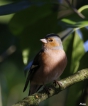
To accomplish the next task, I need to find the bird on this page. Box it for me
[23,33,67,95]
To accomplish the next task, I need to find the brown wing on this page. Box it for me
[23,50,43,92]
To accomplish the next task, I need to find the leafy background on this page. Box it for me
[0,0,88,106]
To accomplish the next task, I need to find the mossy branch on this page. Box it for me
[12,69,88,106]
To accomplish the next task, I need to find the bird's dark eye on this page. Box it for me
[48,39,53,42]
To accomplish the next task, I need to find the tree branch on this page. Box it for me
[12,69,88,106]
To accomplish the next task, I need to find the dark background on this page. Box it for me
[0,0,88,106]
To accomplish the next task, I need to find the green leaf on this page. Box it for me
[80,27,88,42]
[59,5,88,29]
[62,31,85,75]
[60,19,88,28]
[61,18,76,25]
[62,31,85,106]
[9,4,53,35]
[78,5,88,18]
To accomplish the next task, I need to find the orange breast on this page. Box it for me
[32,49,67,85]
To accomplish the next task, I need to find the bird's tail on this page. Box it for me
[29,84,42,95]
[23,75,30,92]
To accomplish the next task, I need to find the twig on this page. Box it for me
[12,69,88,106]
[65,0,85,19]
[0,45,16,62]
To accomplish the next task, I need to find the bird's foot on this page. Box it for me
[53,80,61,87]
[43,86,51,95]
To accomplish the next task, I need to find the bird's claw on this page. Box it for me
[43,86,51,95]
[53,80,61,87]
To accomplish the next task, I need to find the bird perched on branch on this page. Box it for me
[23,33,67,95]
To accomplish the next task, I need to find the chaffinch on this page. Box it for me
[23,33,67,95]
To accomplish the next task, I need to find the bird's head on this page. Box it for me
[40,33,63,50]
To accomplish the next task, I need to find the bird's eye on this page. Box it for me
[48,39,53,42]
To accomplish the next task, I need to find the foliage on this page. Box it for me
[0,0,88,106]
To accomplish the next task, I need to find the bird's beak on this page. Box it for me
[40,38,47,43]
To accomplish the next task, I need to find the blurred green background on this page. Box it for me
[0,0,88,106]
